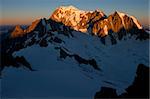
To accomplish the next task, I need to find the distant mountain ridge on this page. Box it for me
[11,19,41,38]
[11,5,149,40]
[50,5,146,37]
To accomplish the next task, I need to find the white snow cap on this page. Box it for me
[55,5,86,24]
[52,5,87,32]
[59,5,80,11]
[117,11,142,29]
[52,5,106,33]
[117,11,125,27]
[104,25,108,35]
[130,16,142,29]
[95,9,105,17]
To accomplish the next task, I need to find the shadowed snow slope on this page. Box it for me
[1,30,149,98]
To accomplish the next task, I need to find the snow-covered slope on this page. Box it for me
[1,29,149,98]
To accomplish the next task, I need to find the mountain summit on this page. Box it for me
[50,5,106,32]
[11,25,24,37]
[10,5,148,40]
[50,5,144,37]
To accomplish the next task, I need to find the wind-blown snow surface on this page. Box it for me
[1,31,149,99]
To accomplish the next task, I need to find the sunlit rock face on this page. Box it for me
[24,19,41,33]
[11,5,145,39]
[50,5,106,33]
[11,25,24,38]
[50,5,143,37]
[11,19,41,38]
[92,11,143,37]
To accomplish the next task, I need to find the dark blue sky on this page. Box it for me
[0,0,149,26]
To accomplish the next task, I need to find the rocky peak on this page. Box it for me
[50,5,106,32]
[92,10,144,38]
[58,5,80,11]
[50,5,144,38]
[108,11,124,32]
[14,25,23,32]
[11,25,24,38]
[11,19,41,38]
[129,15,142,29]
[25,19,41,33]
[10,5,147,40]
[111,11,143,30]
[50,5,84,22]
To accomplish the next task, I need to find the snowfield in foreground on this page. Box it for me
[1,31,149,99]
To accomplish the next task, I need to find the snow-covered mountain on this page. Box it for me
[1,5,149,99]
[50,6,146,38]
[9,5,149,41]
[50,5,106,33]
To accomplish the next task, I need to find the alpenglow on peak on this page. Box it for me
[50,5,106,33]
[50,5,143,36]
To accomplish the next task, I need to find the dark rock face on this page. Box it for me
[53,37,63,43]
[73,54,100,70]
[94,87,118,99]
[94,64,149,99]
[59,48,70,59]
[121,64,149,98]
[15,56,34,71]
[0,53,34,75]
[88,59,100,70]
[57,47,100,70]
[39,39,48,47]
[136,29,150,40]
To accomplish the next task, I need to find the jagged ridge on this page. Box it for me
[11,5,149,41]
[50,5,146,37]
